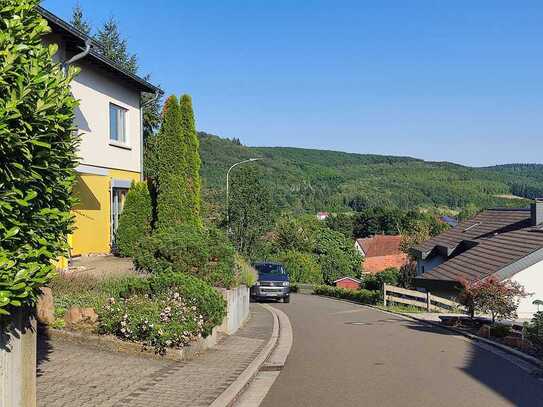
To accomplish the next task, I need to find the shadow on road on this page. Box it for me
[37,324,53,378]
[404,320,543,405]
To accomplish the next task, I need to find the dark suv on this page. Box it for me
[250,262,290,303]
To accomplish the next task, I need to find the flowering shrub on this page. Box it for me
[99,289,206,354]
[458,278,528,323]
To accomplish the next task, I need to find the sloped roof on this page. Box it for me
[38,7,161,94]
[356,235,402,257]
[414,208,543,283]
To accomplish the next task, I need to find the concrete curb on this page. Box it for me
[261,306,293,371]
[209,304,280,407]
[314,294,543,371]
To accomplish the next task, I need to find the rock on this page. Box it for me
[80,307,98,323]
[64,307,83,325]
[64,306,98,326]
[37,287,55,325]
[478,325,491,338]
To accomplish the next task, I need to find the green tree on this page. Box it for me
[325,213,354,238]
[314,228,362,284]
[180,94,202,227]
[0,0,78,316]
[155,96,189,230]
[115,182,152,257]
[229,167,275,257]
[70,2,91,35]
[278,251,322,284]
[95,17,138,74]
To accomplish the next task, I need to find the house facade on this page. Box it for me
[40,8,161,259]
[355,235,409,274]
[412,200,543,319]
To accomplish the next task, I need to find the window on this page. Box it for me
[109,103,127,144]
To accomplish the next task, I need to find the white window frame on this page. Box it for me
[109,103,129,147]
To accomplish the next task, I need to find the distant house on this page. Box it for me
[334,277,361,290]
[355,235,409,274]
[317,212,330,221]
[412,200,543,319]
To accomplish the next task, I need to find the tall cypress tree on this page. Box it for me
[155,96,189,230]
[179,94,202,227]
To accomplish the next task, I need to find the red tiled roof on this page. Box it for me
[356,235,403,257]
[363,254,409,274]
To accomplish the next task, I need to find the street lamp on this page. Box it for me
[226,158,262,230]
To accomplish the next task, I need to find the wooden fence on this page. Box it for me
[383,284,464,313]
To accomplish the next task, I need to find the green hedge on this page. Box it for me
[313,285,381,305]
[0,0,78,316]
[115,182,152,257]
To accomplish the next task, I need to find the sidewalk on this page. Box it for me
[37,304,273,407]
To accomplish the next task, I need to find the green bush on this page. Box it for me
[134,224,237,288]
[113,272,226,335]
[362,268,401,291]
[0,0,79,316]
[115,182,152,257]
[525,311,543,350]
[490,324,511,338]
[290,283,299,293]
[278,251,322,284]
[234,254,257,287]
[313,285,381,305]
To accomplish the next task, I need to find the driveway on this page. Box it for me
[261,294,543,407]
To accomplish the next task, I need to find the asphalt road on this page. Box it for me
[261,294,543,407]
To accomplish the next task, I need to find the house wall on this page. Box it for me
[71,59,142,174]
[44,36,144,257]
[416,255,447,276]
[510,260,543,319]
[336,280,361,290]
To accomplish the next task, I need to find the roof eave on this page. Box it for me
[38,6,162,95]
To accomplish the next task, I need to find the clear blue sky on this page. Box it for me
[43,0,543,167]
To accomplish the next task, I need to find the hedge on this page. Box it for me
[0,0,78,316]
[313,285,381,305]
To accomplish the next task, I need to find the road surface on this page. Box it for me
[261,294,543,407]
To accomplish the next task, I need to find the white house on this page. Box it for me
[412,200,543,319]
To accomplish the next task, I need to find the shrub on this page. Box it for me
[0,0,78,316]
[313,285,380,305]
[134,224,237,288]
[290,283,299,293]
[490,324,511,338]
[134,224,209,275]
[362,268,400,291]
[458,278,528,323]
[525,311,543,350]
[234,254,257,287]
[278,251,322,284]
[115,182,152,257]
[114,272,226,335]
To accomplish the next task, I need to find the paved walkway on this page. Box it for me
[37,304,272,407]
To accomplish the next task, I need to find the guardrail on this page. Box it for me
[383,284,464,313]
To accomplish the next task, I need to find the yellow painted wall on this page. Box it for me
[70,168,140,256]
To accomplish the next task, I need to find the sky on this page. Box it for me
[42,0,543,167]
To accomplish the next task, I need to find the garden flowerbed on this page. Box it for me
[48,271,226,354]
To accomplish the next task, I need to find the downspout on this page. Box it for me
[62,38,91,73]
[140,91,161,181]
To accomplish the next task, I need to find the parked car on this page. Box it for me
[250,261,290,303]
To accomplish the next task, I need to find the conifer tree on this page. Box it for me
[155,96,189,230]
[95,17,138,74]
[70,2,91,35]
[180,94,202,227]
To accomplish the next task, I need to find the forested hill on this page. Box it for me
[199,132,543,214]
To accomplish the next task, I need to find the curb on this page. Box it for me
[261,305,293,371]
[314,294,543,371]
[209,304,280,407]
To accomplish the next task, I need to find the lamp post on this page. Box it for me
[226,158,262,231]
